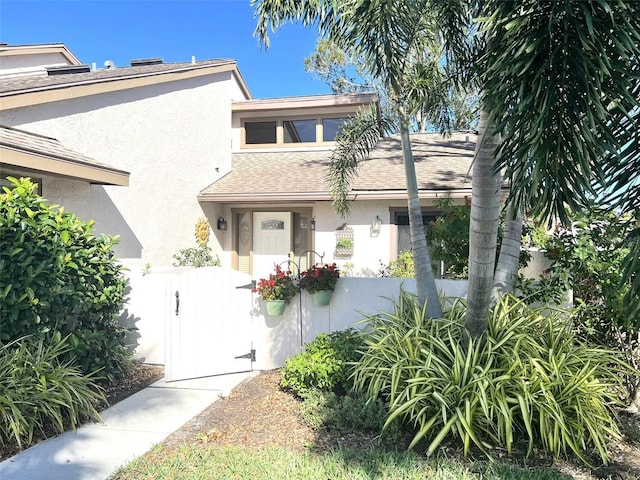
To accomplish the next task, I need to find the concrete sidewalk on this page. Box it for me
[0,371,253,480]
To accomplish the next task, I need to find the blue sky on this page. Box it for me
[0,0,332,98]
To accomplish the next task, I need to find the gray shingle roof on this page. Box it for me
[0,125,128,175]
[0,59,236,95]
[199,132,476,201]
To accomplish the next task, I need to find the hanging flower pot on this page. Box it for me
[266,299,287,316]
[312,289,333,306]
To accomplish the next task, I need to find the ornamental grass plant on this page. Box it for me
[352,291,628,466]
[254,264,299,304]
[0,336,104,450]
[299,263,340,294]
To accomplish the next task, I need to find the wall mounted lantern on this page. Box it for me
[371,215,382,234]
[217,216,228,231]
[310,217,316,230]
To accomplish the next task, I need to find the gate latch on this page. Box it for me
[175,290,180,316]
[235,349,256,362]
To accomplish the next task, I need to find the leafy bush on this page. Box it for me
[379,250,415,278]
[280,329,364,397]
[427,198,471,278]
[0,337,104,450]
[0,177,130,380]
[299,389,402,442]
[172,246,221,268]
[173,217,221,268]
[522,208,639,403]
[352,290,627,465]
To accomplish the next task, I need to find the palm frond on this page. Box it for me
[328,111,395,217]
[478,0,640,224]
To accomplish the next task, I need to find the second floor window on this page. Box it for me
[283,119,316,143]
[242,116,352,147]
[322,117,349,142]
[245,121,276,144]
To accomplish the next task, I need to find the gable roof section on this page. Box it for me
[198,132,476,203]
[0,59,251,110]
[0,43,82,67]
[0,125,129,185]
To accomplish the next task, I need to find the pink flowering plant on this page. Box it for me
[299,263,340,294]
[254,264,299,304]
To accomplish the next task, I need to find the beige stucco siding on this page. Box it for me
[1,71,247,266]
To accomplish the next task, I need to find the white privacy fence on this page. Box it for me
[120,268,468,373]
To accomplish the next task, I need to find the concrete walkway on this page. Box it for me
[0,371,252,480]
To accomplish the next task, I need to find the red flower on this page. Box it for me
[254,264,299,303]
[299,263,340,294]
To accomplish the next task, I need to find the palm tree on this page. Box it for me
[254,0,445,317]
[253,0,640,335]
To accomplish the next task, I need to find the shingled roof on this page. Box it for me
[0,125,129,185]
[198,132,477,202]
[0,59,239,96]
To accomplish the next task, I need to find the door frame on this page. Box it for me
[230,207,313,275]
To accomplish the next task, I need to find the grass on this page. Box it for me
[111,444,569,480]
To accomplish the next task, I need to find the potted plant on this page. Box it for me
[254,265,299,315]
[335,237,353,256]
[299,263,340,306]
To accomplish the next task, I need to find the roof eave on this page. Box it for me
[197,188,478,203]
[1,146,130,186]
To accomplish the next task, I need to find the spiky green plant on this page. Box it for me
[352,291,627,465]
[0,337,104,450]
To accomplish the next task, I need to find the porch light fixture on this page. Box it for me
[371,215,382,234]
[310,217,316,230]
[217,216,228,231]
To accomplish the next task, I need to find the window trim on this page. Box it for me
[241,114,350,149]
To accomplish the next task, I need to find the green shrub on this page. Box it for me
[0,337,105,449]
[172,246,221,268]
[522,208,639,402]
[0,177,130,380]
[280,329,364,397]
[299,388,402,442]
[352,290,627,465]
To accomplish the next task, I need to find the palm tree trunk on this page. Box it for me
[492,202,523,300]
[398,106,443,318]
[466,110,502,337]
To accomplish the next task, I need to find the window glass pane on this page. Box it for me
[261,219,285,230]
[245,121,276,144]
[237,213,251,274]
[322,117,349,142]
[283,119,316,143]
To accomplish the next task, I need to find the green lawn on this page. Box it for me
[111,444,570,480]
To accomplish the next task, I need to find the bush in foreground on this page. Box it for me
[0,177,130,380]
[352,291,628,465]
[280,328,364,397]
[0,337,104,449]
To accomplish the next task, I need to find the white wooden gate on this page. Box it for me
[165,267,254,382]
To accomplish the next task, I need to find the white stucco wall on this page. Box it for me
[310,198,451,277]
[2,71,247,267]
[311,200,392,276]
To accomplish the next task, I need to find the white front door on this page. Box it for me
[252,212,292,278]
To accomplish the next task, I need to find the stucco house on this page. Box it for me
[1,42,476,280]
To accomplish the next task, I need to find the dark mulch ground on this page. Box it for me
[161,369,378,453]
[158,369,640,480]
